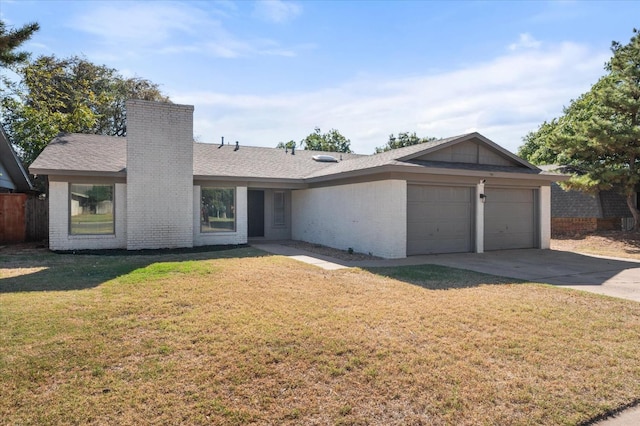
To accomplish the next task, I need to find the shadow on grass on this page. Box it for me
[0,245,268,293]
[363,264,521,290]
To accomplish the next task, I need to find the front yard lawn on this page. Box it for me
[2,247,640,425]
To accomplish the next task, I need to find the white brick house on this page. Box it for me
[30,100,563,258]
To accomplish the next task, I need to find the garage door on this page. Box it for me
[485,188,536,251]
[407,185,473,255]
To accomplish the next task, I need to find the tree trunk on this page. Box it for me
[627,193,640,232]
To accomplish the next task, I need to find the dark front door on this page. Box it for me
[248,190,265,238]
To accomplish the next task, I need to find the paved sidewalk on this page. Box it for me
[252,242,640,425]
[251,243,350,270]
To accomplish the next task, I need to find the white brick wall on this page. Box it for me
[292,180,407,259]
[126,100,194,250]
[48,181,127,250]
[193,186,248,246]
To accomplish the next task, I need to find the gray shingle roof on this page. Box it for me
[302,135,466,179]
[30,131,554,183]
[193,143,363,180]
[30,133,126,175]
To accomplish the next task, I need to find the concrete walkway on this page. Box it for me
[252,242,640,425]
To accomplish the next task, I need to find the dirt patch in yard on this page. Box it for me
[551,231,640,260]
[0,241,48,255]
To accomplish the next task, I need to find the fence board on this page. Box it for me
[0,193,27,243]
[26,197,48,242]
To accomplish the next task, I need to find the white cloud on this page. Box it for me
[70,1,300,59]
[172,40,607,154]
[71,2,203,46]
[509,33,542,51]
[253,0,302,23]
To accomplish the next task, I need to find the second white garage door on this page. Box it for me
[484,188,536,251]
[407,185,473,255]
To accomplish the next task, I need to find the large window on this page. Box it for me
[69,184,114,235]
[201,188,235,232]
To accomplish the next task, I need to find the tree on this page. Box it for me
[276,140,296,150]
[1,55,169,165]
[519,29,640,230]
[374,131,437,153]
[0,20,39,68]
[300,127,352,153]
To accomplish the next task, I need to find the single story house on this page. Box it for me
[30,100,563,258]
[1,125,36,244]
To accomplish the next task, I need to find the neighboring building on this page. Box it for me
[1,126,36,243]
[0,126,32,193]
[539,166,639,235]
[30,100,563,258]
[550,182,637,234]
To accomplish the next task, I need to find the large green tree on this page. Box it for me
[518,29,640,231]
[0,19,39,68]
[300,127,352,153]
[1,55,169,165]
[374,131,437,153]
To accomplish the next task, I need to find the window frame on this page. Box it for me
[200,187,237,233]
[68,183,115,236]
[273,191,286,227]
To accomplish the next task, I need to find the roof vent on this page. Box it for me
[312,154,339,163]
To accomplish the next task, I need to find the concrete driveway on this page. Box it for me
[359,249,640,302]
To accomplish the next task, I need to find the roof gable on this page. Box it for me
[0,126,33,192]
[396,133,538,170]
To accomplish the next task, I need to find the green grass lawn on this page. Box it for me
[2,247,640,425]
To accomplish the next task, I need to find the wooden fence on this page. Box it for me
[26,196,48,241]
[0,193,48,244]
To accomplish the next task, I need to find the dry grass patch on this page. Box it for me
[552,231,640,260]
[2,249,640,425]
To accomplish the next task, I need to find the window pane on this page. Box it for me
[201,188,236,232]
[273,191,285,226]
[70,184,114,235]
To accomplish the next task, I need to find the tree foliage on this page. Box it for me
[300,127,352,153]
[1,55,169,165]
[374,132,437,153]
[518,28,640,230]
[276,140,296,150]
[0,19,39,68]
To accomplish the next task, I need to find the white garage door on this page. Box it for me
[407,185,473,255]
[485,188,536,251]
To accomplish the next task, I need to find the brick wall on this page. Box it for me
[551,217,622,236]
[126,100,194,250]
[292,180,407,259]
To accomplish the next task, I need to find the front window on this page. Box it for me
[69,184,114,235]
[201,187,236,232]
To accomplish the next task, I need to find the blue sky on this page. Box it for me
[2,0,639,154]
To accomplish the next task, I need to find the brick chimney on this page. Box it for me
[125,100,194,249]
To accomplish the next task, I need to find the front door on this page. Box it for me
[248,190,265,238]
